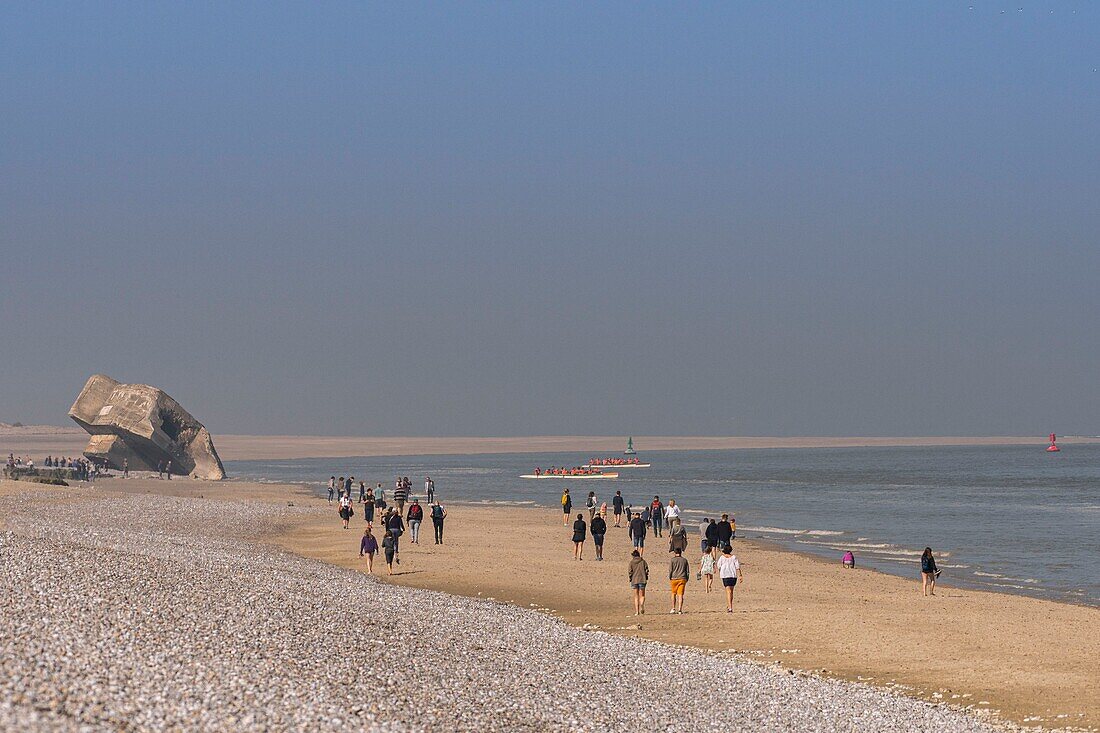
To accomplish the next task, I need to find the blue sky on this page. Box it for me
[2,2,1097,436]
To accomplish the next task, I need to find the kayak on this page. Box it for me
[520,473,619,479]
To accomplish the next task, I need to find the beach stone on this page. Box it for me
[68,374,226,479]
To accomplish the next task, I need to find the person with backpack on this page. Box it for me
[715,514,733,551]
[585,491,598,521]
[430,502,447,544]
[561,489,572,526]
[406,499,425,544]
[921,547,939,596]
[590,513,607,561]
[705,518,720,559]
[650,496,664,538]
[359,528,379,573]
[381,529,397,575]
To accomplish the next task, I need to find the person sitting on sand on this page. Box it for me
[921,547,939,596]
[717,546,743,613]
[842,550,855,569]
[628,549,649,615]
[359,528,378,573]
[572,513,587,560]
[669,548,689,614]
[699,551,715,593]
[381,530,396,575]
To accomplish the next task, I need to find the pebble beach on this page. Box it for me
[0,487,1024,733]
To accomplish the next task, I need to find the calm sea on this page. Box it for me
[227,444,1100,607]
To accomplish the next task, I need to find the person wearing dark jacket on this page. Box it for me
[921,547,940,596]
[406,500,425,544]
[612,491,625,527]
[590,515,607,561]
[572,514,587,561]
[705,519,720,558]
[386,511,405,563]
[359,528,379,573]
[715,514,733,550]
[629,513,647,554]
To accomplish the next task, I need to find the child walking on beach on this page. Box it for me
[699,551,715,592]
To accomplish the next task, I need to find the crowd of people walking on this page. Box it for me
[327,474,448,576]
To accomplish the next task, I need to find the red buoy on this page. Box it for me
[1047,433,1060,452]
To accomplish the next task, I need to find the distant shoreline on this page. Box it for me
[4,429,1098,461]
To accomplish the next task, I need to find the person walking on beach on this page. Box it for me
[668,523,688,556]
[359,528,378,573]
[375,484,386,513]
[337,477,345,500]
[407,499,424,544]
[717,546,743,612]
[591,513,607,561]
[629,549,649,615]
[122,458,129,478]
[425,476,435,504]
[339,495,354,529]
[393,479,409,515]
[386,510,405,563]
[165,460,172,480]
[699,550,715,592]
[669,548,689,614]
[705,518,720,559]
[562,489,572,526]
[665,499,682,529]
[346,476,354,499]
[613,491,624,527]
[381,529,396,575]
[363,487,376,525]
[431,501,447,544]
[358,481,366,503]
[921,547,939,596]
[572,513,587,561]
[698,518,710,554]
[328,476,336,503]
[650,497,664,538]
[629,511,646,555]
[716,514,733,551]
[586,491,598,521]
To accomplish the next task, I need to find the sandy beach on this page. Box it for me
[271,493,1097,729]
[1,477,1025,732]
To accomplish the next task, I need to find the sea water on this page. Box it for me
[227,444,1100,606]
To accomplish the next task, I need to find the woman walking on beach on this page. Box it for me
[386,510,404,563]
[628,549,649,615]
[339,495,353,529]
[921,547,939,596]
[572,513,587,560]
[591,513,607,561]
[381,529,396,575]
[431,501,447,544]
[328,476,336,503]
[363,487,376,525]
[359,528,378,573]
[562,489,572,526]
[717,546,743,613]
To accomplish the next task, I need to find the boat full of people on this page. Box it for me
[521,466,619,479]
[581,457,650,468]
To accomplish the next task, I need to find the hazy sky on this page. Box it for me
[2,2,1098,436]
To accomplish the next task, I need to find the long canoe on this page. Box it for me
[520,473,619,479]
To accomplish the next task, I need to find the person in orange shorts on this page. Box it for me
[668,548,689,614]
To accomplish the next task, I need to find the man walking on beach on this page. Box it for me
[328,476,336,503]
[669,548,689,614]
[393,479,409,515]
[407,499,424,544]
[613,490,624,527]
[650,497,664,538]
[716,514,733,551]
[628,549,649,615]
[629,512,647,555]
[425,476,435,504]
[431,502,447,544]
